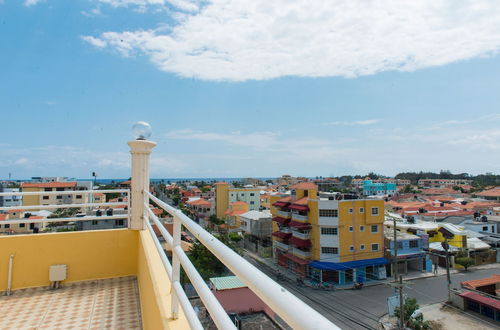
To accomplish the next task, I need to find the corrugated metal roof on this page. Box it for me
[209,276,246,290]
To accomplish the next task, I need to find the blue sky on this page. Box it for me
[1,0,500,179]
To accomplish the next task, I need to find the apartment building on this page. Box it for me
[418,178,473,188]
[0,187,22,207]
[271,182,387,284]
[363,180,396,196]
[21,181,84,208]
[215,182,260,219]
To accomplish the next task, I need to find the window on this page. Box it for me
[348,208,353,213]
[349,226,353,232]
[231,193,234,197]
[115,219,124,226]
[359,225,365,232]
[409,240,418,248]
[43,196,49,200]
[321,247,338,254]
[241,193,244,196]
[321,227,338,235]
[371,243,379,251]
[360,244,365,250]
[250,201,255,205]
[319,209,338,217]
[56,187,64,191]
[349,245,354,251]
[371,224,378,233]
[44,188,52,191]
[56,195,62,199]
[396,241,403,249]
[92,220,98,225]
[371,207,379,215]
[250,193,255,196]
[482,226,488,231]
[19,223,25,228]
[5,224,10,228]
[76,195,82,199]
[359,207,364,213]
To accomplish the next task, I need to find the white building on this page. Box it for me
[240,210,272,238]
[0,187,22,207]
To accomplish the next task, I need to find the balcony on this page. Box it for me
[273,240,290,251]
[292,230,310,240]
[291,213,308,222]
[0,138,337,330]
[277,210,291,218]
[292,248,311,258]
[281,227,292,234]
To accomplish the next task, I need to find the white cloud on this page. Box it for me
[83,1,500,81]
[81,36,108,48]
[327,119,381,126]
[24,0,43,6]
[97,0,199,12]
[82,7,102,17]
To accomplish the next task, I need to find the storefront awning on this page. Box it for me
[289,236,312,248]
[272,217,290,225]
[309,258,389,271]
[289,221,311,229]
[272,231,292,239]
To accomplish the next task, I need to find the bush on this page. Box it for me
[455,257,474,271]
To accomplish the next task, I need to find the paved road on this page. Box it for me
[244,255,500,330]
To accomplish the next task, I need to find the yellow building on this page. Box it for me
[271,182,387,284]
[215,182,260,219]
[21,182,84,208]
[224,201,249,228]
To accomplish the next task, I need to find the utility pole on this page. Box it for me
[393,217,398,281]
[442,238,451,301]
[398,275,404,329]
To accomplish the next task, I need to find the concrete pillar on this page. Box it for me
[128,139,157,230]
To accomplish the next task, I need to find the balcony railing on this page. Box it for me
[293,248,311,258]
[273,240,290,251]
[277,210,291,218]
[0,137,338,330]
[291,213,308,221]
[292,230,310,240]
[281,227,292,234]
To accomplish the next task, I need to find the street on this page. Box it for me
[244,255,500,330]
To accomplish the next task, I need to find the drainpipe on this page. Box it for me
[6,254,14,296]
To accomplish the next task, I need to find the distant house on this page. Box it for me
[474,188,500,201]
[363,180,396,197]
[239,210,272,239]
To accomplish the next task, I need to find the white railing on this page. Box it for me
[292,213,308,221]
[277,210,291,218]
[292,248,311,258]
[281,227,292,234]
[273,240,290,251]
[0,189,130,227]
[145,191,337,330]
[292,231,310,240]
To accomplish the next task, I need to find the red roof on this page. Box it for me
[187,199,212,207]
[231,201,248,206]
[272,231,292,239]
[459,291,500,310]
[0,214,7,221]
[289,236,312,248]
[290,182,318,190]
[289,221,311,229]
[476,188,500,197]
[21,181,77,188]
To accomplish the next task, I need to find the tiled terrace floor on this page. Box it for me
[0,276,142,329]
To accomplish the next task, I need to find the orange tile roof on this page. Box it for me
[0,214,8,220]
[476,188,500,197]
[8,209,23,213]
[21,181,77,188]
[462,274,500,289]
[224,210,247,216]
[276,196,292,203]
[188,199,212,207]
[28,216,44,219]
[120,180,131,185]
[290,182,318,190]
[215,182,228,185]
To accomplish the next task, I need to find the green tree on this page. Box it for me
[455,257,474,271]
[208,215,224,226]
[395,297,431,329]
[188,234,241,280]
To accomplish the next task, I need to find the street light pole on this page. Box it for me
[393,217,398,281]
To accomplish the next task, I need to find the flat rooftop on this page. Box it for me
[0,276,142,329]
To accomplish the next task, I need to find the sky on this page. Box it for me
[1,0,500,179]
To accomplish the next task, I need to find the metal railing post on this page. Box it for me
[128,139,156,230]
[171,214,181,319]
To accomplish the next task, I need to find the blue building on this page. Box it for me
[384,228,432,276]
[363,180,396,197]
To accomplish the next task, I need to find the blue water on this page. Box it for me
[77,177,275,184]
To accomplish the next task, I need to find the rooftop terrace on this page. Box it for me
[0,135,337,329]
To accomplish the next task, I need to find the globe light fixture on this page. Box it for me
[132,121,152,140]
